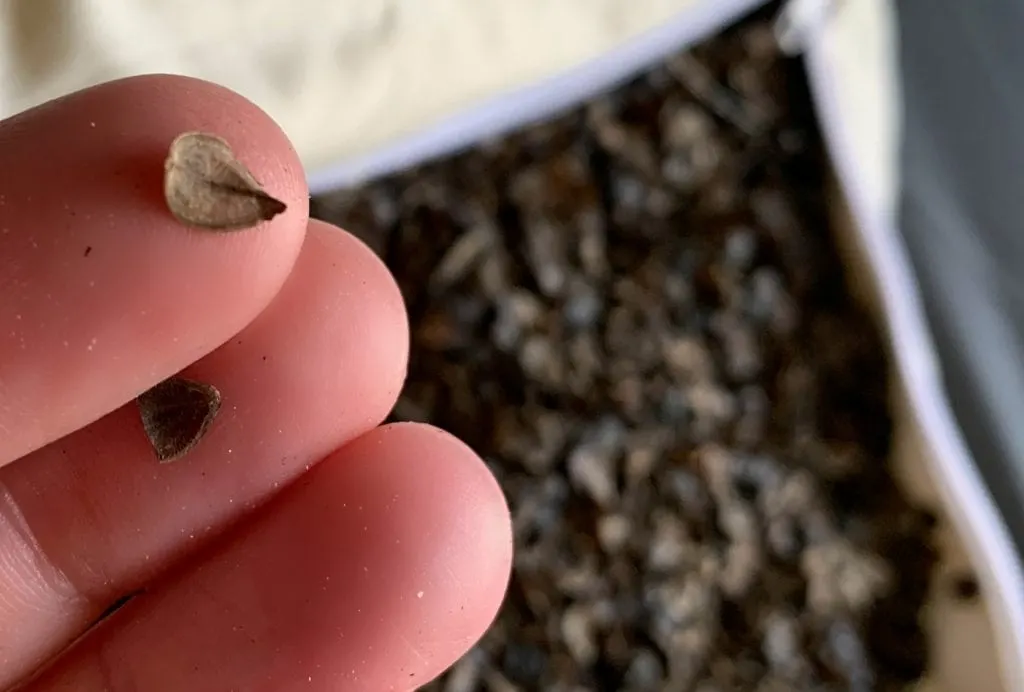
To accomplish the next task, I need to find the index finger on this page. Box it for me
[0,74,309,465]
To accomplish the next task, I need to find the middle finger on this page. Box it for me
[0,220,408,686]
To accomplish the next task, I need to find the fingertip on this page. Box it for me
[292,421,514,687]
[0,74,310,460]
[343,421,514,591]
[314,422,514,682]
[302,220,410,425]
[4,73,309,242]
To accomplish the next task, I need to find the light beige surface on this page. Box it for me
[815,0,901,220]
[892,397,1005,692]
[0,0,714,174]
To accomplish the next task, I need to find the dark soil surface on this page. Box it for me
[312,6,938,691]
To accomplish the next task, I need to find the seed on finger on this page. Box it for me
[136,376,222,463]
[163,131,287,230]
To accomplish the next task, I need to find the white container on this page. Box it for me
[3,2,1020,689]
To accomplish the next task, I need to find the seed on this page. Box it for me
[136,376,221,463]
[163,131,287,230]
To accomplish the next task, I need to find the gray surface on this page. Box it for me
[896,0,1024,556]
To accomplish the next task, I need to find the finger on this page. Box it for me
[0,220,408,686]
[27,423,512,692]
[0,74,309,465]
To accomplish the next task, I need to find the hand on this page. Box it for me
[0,75,512,691]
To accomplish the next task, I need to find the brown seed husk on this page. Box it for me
[136,376,221,463]
[163,131,287,230]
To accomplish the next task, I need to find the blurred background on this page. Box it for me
[1,1,1018,690]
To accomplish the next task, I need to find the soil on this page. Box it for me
[312,6,938,691]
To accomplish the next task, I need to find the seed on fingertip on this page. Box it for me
[163,131,287,231]
[136,376,221,463]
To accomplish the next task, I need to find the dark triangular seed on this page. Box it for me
[136,376,221,463]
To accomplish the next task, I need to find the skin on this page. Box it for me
[0,74,513,690]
